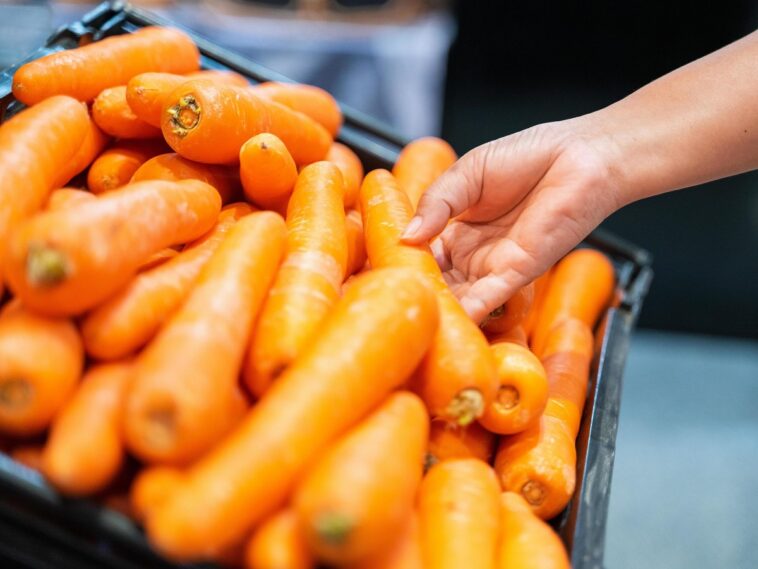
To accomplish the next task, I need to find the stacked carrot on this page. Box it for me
[0,25,619,569]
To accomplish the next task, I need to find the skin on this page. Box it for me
[402,30,758,322]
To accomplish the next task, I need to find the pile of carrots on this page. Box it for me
[0,26,617,569]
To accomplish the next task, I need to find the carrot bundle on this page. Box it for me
[87,139,168,194]
[5,179,221,316]
[93,86,162,139]
[124,211,286,465]
[244,162,347,397]
[145,267,438,560]
[326,142,364,208]
[13,27,200,105]
[244,509,313,569]
[239,133,299,211]
[360,169,497,426]
[426,420,496,468]
[254,81,343,137]
[392,137,457,211]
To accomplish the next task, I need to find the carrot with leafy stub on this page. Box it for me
[392,137,457,211]
[145,267,438,560]
[482,283,534,335]
[360,169,497,426]
[254,81,342,137]
[93,86,162,139]
[42,362,131,496]
[344,209,367,278]
[426,420,496,470]
[419,459,500,569]
[0,305,83,436]
[130,466,184,523]
[11,445,45,472]
[161,80,332,165]
[352,511,423,569]
[88,139,167,194]
[531,249,614,357]
[295,392,427,565]
[239,133,298,211]
[13,27,200,105]
[244,509,313,569]
[244,162,347,397]
[326,142,363,208]
[5,179,221,316]
[523,270,553,339]
[46,188,96,211]
[54,119,110,188]
[497,492,570,569]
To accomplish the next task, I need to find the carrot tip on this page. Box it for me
[167,95,201,138]
[313,512,355,546]
[521,479,547,507]
[444,388,485,426]
[26,244,71,287]
[0,378,33,409]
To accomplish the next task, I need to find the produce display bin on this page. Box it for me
[0,3,653,568]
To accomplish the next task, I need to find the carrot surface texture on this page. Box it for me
[54,119,110,189]
[482,283,535,335]
[352,511,423,569]
[392,137,457,211]
[12,26,200,105]
[93,85,162,139]
[360,169,497,426]
[294,392,428,565]
[239,133,298,211]
[161,80,332,165]
[254,81,343,137]
[46,188,96,212]
[419,458,501,569]
[130,466,184,523]
[87,139,168,194]
[495,318,594,519]
[144,267,439,561]
[42,362,131,496]
[344,209,367,278]
[244,509,313,569]
[487,324,529,348]
[124,211,286,465]
[244,162,347,397]
[326,142,364,208]
[81,203,252,361]
[0,304,83,436]
[523,269,553,339]
[5,179,221,316]
[426,420,496,469]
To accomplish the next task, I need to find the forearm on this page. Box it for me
[580,30,758,206]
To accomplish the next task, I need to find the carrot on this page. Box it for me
[482,283,535,335]
[392,137,457,211]
[479,341,548,435]
[126,70,248,128]
[131,152,240,204]
[531,249,614,357]
[5,179,222,316]
[326,142,364,208]
[161,80,332,165]
[130,466,184,523]
[81,204,251,360]
[239,133,298,210]
[254,81,342,137]
[145,267,438,560]
[46,188,96,211]
[87,139,168,194]
[344,209,367,278]
[0,305,83,436]
[244,509,313,569]
[494,319,593,519]
[294,392,427,565]
[244,162,347,397]
[360,169,497,426]
[497,492,570,569]
[93,86,162,139]
[487,324,528,348]
[138,248,179,272]
[419,458,500,569]
[11,445,45,472]
[12,27,200,105]
[426,420,496,470]
[352,511,423,569]
[523,270,553,339]
[54,119,110,188]
[42,362,131,496]
[124,212,284,464]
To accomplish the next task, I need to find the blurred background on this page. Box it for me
[0,1,756,567]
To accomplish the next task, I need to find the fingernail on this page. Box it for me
[401,216,423,239]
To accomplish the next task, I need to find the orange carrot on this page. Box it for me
[93,86,162,139]
[392,137,457,211]
[145,267,438,560]
[482,283,535,335]
[81,204,251,360]
[42,362,131,496]
[5,179,221,316]
[479,341,548,435]
[131,152,240,204]
[244,162,347,397]
[46,188,96,211]
[130,466,184,523]
[497,492,570,569]
[294,392,428,565]
[326,142,364,208]
[531,249,614,357]
[523,270,553,339]
[254,81,342,137]
[239,133,298,210]
[161,80,332,165]
[13,27,200,105]
[54,119,110,188]
[0,305,83,436]
[138,248,179,272]
[419,458,500,569]
[11,445,45,472]
[124,212,284,464]
[344,209,367,279]
[487,325,528,348]
[352,511,423,569]
[244,509,313,569]
[87,139,168,194]
[426,420,496,469]
[360,169,497,426]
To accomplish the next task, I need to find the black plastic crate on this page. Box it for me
[0,3,653,568]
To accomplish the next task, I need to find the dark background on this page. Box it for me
[442,0,758,338]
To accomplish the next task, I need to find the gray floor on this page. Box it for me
[606,331,758,569]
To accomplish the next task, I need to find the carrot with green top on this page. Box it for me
[244,509,314,569]
[145,267,438,560]
[244,162,347,397]
[426,420,496,469]
[326,142,364,208]
[360,169,497,426]
[5,179,221,316]
[88,139,168,194]
[239,133,299,211]
[254,81,342,137]
[392,137,457,211]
